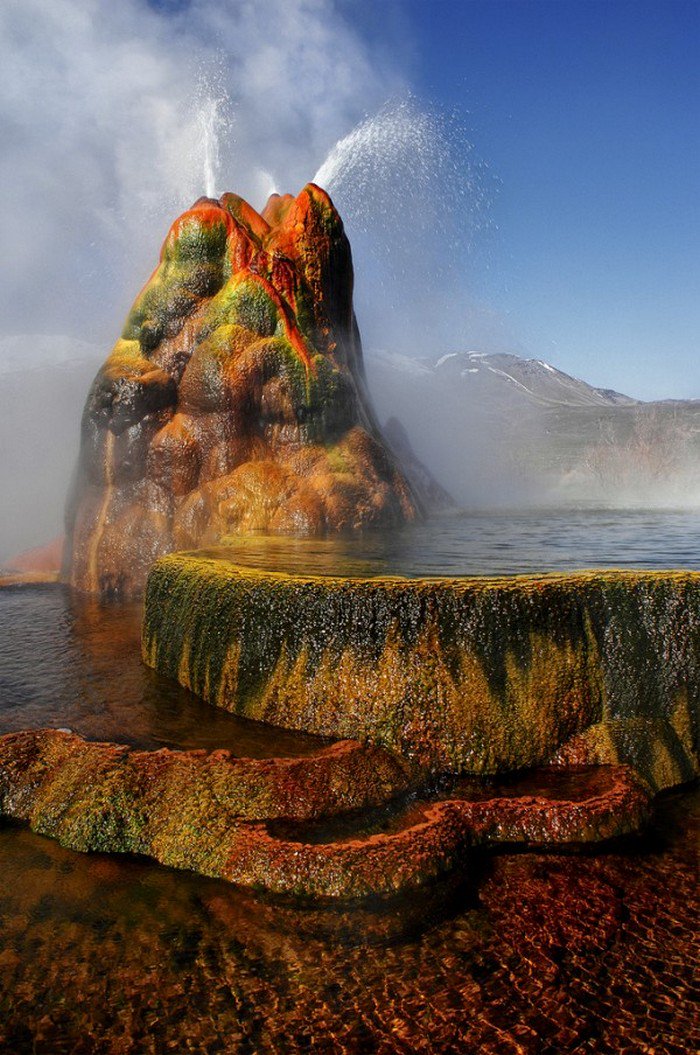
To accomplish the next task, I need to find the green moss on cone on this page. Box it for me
[65,187,420,599]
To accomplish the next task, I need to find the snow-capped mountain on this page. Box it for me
[370,349,638,409]
[365,349,700,509]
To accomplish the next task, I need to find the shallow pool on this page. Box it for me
[0,585,325,756]
[210,507,700,578]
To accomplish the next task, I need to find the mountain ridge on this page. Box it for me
[365,348,700,509]
[371,349,643,409]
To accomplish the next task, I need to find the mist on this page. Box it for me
[365,350,700,513]
[0,0,404,340]
[1,0,698,563]
[0,0,405,560]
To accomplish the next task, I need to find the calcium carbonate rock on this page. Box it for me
[65,185,419,597]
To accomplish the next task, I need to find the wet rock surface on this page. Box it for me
[0,788,696,1053]
[0,726,651,898]
[144,560,700,789]
[1,580,696,1047]
[0,585,658,898]
[65,187,420,599]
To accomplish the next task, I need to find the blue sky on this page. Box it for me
[359,0,700,398]
[1,0,697,399]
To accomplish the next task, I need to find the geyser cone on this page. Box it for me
[64,185,419,598]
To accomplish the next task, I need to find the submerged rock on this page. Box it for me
[65,186,420,598]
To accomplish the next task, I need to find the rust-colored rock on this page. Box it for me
[64,186,419,598]
[0,729,650,898]
[4,535,63,574]
[222,766,650,898]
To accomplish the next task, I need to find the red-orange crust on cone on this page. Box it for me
[64,186,420,598]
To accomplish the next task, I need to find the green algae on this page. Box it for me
[201,275,281,341]
[163,213,230,264]
[143,560,700,789]
[121,213,231,347]
[0,728,417,893]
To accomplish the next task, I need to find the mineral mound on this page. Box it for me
[65,185,419,597]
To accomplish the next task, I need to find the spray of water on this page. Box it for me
[198,97,222,198]
[190,71,233,200]
[313,97,495,264]
[310,97,499,359]
[255,169,279,206]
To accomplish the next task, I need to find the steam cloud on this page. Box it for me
[1,0,696,561]
[0,0,404,559]
[0,0,402,340]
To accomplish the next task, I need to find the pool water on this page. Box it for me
[0,788,696,1054]
[0,585,325,756]
[212,508,700,578]
[1,505,698,1053]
